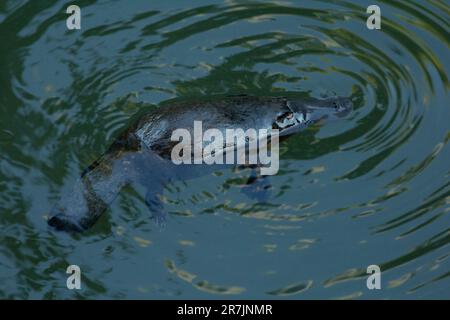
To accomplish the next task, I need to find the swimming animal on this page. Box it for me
[48,95,352,232]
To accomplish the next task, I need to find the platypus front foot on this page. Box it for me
[241,172,272,203]
[241,179,272,203]
[145,192,167,227]
[48,213,87,232]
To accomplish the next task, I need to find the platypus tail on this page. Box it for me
[48,132,141,232]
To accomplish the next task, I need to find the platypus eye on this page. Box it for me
[273,112,297,130]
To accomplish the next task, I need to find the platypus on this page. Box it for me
[48,95,352,232]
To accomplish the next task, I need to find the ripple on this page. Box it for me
[266,280,313,296]
[165,260,245,295]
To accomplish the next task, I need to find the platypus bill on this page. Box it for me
[48,95,352,232]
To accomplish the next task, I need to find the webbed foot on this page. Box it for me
[48,213,87,232]
[145,192,167,227]
[241,170,272,203]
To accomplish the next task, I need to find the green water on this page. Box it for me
[0,0,449,299]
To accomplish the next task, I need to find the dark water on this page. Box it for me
[0,0,449,299]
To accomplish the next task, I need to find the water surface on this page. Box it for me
[0,0,449,299]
